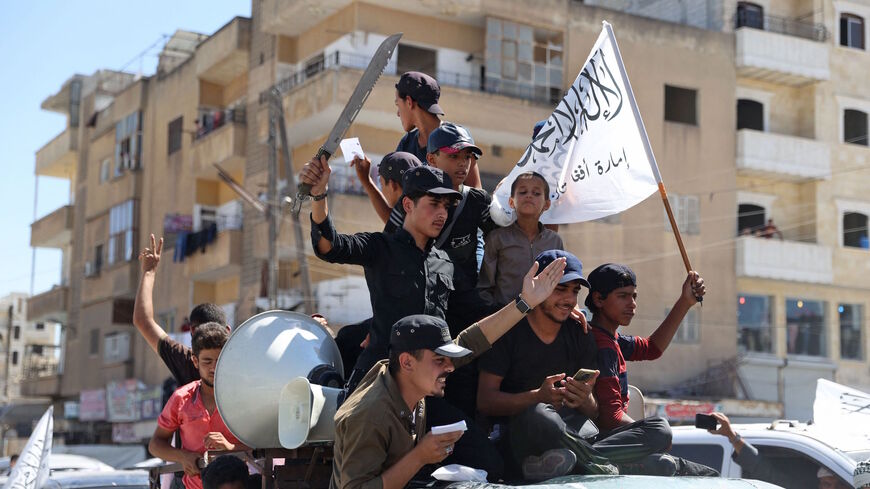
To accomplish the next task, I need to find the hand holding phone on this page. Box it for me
[695,413,718,430]
[572,368,598,382]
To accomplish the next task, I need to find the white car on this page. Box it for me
[670,420,869,489]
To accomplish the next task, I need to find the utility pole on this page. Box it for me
[5,305,13,400]
[270,89,314,314]
[266,94,280,310]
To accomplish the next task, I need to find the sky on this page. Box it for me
[0,1,251,299]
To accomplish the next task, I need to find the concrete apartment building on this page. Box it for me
[0,293,61,400]
[25,0,870,440]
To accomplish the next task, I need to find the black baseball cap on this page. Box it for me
[584,263,637,310]
[402,166,460,197]
[534,250,590,287]
[378,151,422,184]
[396,72,444,116]
[390,315,472,358]
[427,122,483,156]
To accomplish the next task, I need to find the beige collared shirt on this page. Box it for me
[478,221,564,306]
[330,324,490,489]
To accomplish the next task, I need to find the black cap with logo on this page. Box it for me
[390,315,472,358]
[396,72,444,116]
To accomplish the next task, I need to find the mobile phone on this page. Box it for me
[695,413,718,430]
[572,368,597,382]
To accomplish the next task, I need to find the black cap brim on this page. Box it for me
[426,188,461,197]
[561,273,590,288]
[427,102,445,116]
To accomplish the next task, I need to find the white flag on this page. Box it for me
[4,406,53,489]
[812,379,870,438]
[491,22,659,226]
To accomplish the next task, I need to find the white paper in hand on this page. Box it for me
[431,464,487,482]
[340,137,365,163]
[431,420,467,435]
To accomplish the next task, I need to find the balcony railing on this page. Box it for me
[22,345,62,379]
[736,236,833,284]
[27,286,69,322]
[195,107,246,140]
[735,11,828,42]
[264,51,559,106]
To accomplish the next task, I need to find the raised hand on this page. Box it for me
[351,155,373,185]
[139,234,163,273]
[681,271,706,305]
[300,154,331,195]
[520,258,566,308]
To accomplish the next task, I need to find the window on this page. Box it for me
[736,2,764,29]
[100,158,110,183]
[663,194,700,234]
[114,111,142,172]
[844,109,868,146]
[840,304,863,360]
[35,322,44,330]
[737,99,764,130]
[738,204,765,236]
[158,311,176,334]
[746,446,842,489]
[396,44,437,77]
[738,294,773,353]
[664,85,697,125]
[668,443,724,472]
[167,116,183,155]
[670,308,700,344]
[107,200,137,265]
[94,244,103,274]
[840,14,865,49]
[89,329,99,355]
[843,212,869,248]
[486,18,563,104]
[11,351,18,366]
[786,298,826,356]
[103,332,131,364]
[13,326,20,340]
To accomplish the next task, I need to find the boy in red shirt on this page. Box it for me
[149,322,248,489]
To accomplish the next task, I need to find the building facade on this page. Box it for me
[26,0,870,435]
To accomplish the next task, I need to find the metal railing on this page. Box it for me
[22,345,62,379]
[195,107,246,140]
[264,51,560,106]
[734,10,828,42]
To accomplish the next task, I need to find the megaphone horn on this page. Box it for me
[279,377,342,449]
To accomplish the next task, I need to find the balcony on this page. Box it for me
[30,205,73,248]
[27,286,69,323]
[195,17,251,85]
[736,129,830,181]
[735,27,830,85]
[19,345,62,397]
[191,108,246,177]
[185,229,242,281]
[736,236,832,284]
[36,127,78,178]
[272,52,551,150]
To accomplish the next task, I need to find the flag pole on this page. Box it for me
[602,21,701,301]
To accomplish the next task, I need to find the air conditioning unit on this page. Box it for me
[84,262,97,277]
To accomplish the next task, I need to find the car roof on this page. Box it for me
[454,475,783,488]
[41,469,148,489]
[673,421,868,454]
[48,453,114,472]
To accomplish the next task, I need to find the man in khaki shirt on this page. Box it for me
[330,257,568,489]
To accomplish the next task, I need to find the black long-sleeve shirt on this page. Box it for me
[311,214,454,374]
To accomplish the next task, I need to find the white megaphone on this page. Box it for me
[279,377,343,448]
[214,311,344,449]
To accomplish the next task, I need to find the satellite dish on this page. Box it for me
[214,310,344,448]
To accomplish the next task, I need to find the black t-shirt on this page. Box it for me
[478,317,598,394]
[158,336,199,385]
[396,128,428,164]
[384,186,497,291]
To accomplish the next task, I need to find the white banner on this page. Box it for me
[491,22,658,225]
[4,406,53,489]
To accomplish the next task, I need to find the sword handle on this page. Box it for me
[292,147,332,215]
